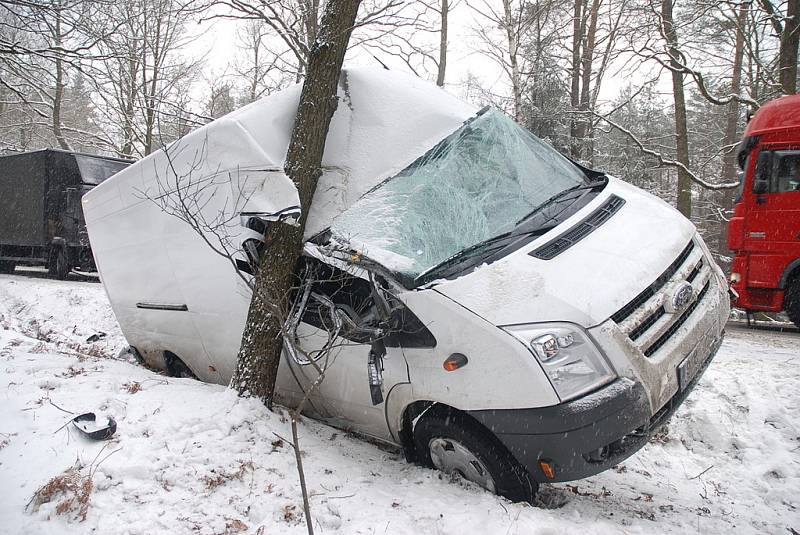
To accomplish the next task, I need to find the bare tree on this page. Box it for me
[0,0,117,152]
[660,0,692,217]
[233,20,296,103]
[469,0,564,120]
[207,0,417,82]
[569,0,629,161]
[231,0,363,405]
[759,0,800,94]
[94,0,201,157]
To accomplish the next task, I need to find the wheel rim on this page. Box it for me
[428,437,496,492]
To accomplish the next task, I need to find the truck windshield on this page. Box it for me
[330,108,589,279]
[75,155,130,185]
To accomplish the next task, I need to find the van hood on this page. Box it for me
[430,178,696,328]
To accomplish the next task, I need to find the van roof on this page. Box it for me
[93,67,478,239]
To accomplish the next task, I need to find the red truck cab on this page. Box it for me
[728,94,800,327]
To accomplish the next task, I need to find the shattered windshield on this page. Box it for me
[330,108,588,279]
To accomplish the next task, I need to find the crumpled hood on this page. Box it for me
[431,177,696,328]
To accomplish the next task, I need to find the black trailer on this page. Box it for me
[0,149,131,278]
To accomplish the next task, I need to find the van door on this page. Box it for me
[285,259,411,442]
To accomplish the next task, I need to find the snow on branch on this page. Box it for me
[592,110,740,190]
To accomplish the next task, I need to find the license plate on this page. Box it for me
[677,346,707,391]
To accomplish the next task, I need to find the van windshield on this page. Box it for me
[330,108,589,279]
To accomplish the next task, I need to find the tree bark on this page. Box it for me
[501,0,523,121]
[51,3,71,151]
[718,1,747,254]
[576,0,600,163]
[661,0,692,218]
[436,0,448,86]
[780,0,799,94]
[231,0,362,403]
[569,0,585,158]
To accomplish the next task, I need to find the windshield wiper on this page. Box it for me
[417,177,608,284]
[514,177,607,227]
[416,231,518,282]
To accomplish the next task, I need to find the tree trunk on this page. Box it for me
[780,0,800,94]
[52,5,70,151]
[501,0,523,121]
[231,0,362,403]
[718,1,747,254]
[52,57,71,151]
[577,0,600,163]
[662,0,692,218]
[569,0,585,158]
[436,0,448,87]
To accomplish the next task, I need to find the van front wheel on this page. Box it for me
[413,409,538,503]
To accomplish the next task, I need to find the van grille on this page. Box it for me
[530,195,625,260]
[611,240,694,324]
[643,281,711,357]
[611,238,714,358]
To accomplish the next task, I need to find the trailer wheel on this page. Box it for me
[0,260,15,274]
[48,246,70,280]
[785,276,800,329]
[413,408,538,503]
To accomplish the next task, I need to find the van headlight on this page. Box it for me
[502,323,616,402]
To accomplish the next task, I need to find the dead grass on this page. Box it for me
[27,464,93,522]
[202,460,255,490]
[122,381,142,394]
[223,518,249,534]
[282,504,297,522]
[57,365,87,379]
[0,432,15,450]
[649,424,670,444]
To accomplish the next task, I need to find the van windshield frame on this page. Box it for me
[329,107,598,283]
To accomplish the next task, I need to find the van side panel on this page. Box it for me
[397,288,560,411]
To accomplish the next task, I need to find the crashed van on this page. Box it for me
[83,68,729,502]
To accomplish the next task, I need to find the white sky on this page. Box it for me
[191,6,634,111]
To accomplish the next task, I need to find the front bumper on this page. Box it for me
[468,334,724,483]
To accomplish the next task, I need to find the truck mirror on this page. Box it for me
[753,151,773,194]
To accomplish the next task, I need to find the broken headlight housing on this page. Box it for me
[502,322,616,402]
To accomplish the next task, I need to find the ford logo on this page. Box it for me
[671,282,695,312]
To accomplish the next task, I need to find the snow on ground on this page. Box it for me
[0,273,798,535]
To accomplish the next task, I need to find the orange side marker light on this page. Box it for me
[539,460,556,480]
[443,353,468,371]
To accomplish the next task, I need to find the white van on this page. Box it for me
[83,68,729,502]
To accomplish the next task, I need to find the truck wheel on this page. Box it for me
[785,277,800,329]
[414,408,538,503]
[0,260,15,274]
[48,247,70,280]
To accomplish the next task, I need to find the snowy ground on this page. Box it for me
[1,272,798,535]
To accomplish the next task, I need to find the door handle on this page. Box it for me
[755,196,767,205]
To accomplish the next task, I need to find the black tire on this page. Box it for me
[48,246,70,280]
[0,260,15,274]
[785,277,800,329]
[414,408,538,503]
[164,351,197,379]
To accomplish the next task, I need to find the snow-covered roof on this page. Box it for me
[106,67,478,239]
